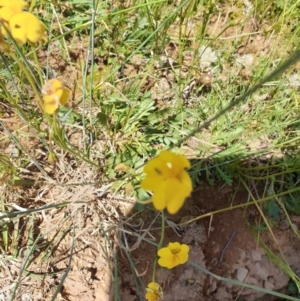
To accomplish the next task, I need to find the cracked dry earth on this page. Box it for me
[119,184,300,301]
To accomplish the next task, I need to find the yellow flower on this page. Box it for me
[141,150,192,214]
[42,79,70,115]
[0,0,27,22]
[9,12,47,45]
[0,0,27,37]
[157,242,189,269]
[145,282,163,301]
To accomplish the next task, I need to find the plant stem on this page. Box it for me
[48,113,57,155]
[158,211,165,250]
[152,210,165,282]
[152,258,158,282]
[9,52,44,113]
[31,43,43,87]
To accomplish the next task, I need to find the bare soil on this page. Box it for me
[1,177,300,301]
[118,183,300,301]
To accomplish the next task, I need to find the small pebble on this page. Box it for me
[236,267,249,282]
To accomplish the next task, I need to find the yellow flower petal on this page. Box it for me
[10,28,27,44]
[168,242,181,250]
[0,0,27,22]
[177,169,193,191]
[150,181,169,211]
[145,282,162,301]
[166,173,192,214]
[157,242,189,269]
[151,175,192,214]
[151,178,176,210]
[51,78,63,90]
[148,282,159,290]
[177,244,189,264]
[143,155,173,178]
[9,12,47,45]
[53,89,63,101]
[158,255,177,269]
[59,89,70,106]
[141,175,161,191]
[42,79,69,114]
[166,192,186,214]
[157,246,173,258]
[141,150,192,214]
[159,150,191,173]
[43,95,59,115]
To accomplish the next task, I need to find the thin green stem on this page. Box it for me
[158,211,165,250]
[31,44,43,87]
[152,211,165,282]
[152,258,158,282]
[135,199,152,205]
[9,52,44,113]
[47,113,57,161]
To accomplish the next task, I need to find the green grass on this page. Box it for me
[1,0,300,300]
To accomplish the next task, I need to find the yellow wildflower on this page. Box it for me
[158,242,189,269]
[42,79,70,115]
[9,12,47,45]
[141,150,192,214]
[0,0,27,22]
[145,282,163,301]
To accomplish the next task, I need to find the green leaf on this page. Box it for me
[135,188,150,212]
[215,166,233,186]
[288,280,298,295]
[97,112,109,127]
[58,108,81,124]
[267,200,280,220]
[215,127,244,145]
[136,188,150,202]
